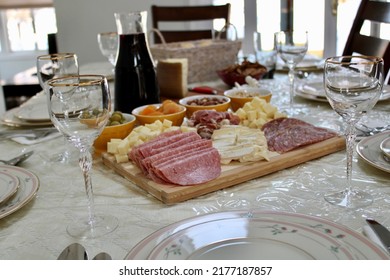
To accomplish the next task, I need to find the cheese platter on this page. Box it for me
[102,134,345,204]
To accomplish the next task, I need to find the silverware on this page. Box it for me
[0,151,34,166]
[57,243,88,260]
[0,128,58,141]
[188,86,218,95]
[355,123,390,137]
[366,218,390,254]
[93,252,112,260]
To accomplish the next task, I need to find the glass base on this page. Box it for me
[67,214,118,239]
[324,189,373,209]
[40,150,78,164]
[280,105,309,117]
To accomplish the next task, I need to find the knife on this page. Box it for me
[366,218,390,253]
[188,86,218,95]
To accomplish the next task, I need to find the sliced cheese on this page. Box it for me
[211,125,270,164]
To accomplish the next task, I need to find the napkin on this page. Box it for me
[362,225,387,252]
[11,132,61,145]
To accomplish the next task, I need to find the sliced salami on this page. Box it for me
[129,130,221,186]
[156,148,221,185]
[262,117,337,153]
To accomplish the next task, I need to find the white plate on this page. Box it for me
[1,107,53,128]
[0,171,19,204]
[126,210,389,260]
[15,102,50,122]
[0,165,40,219]
[357,131,390,173]
[126,211,241,259]
[296,82,390,103]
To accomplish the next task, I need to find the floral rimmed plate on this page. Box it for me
[0,165,40,219]
[296,82,390,103]
[0,171,19,204]
[126,210,389,260]
[357,131,390,173]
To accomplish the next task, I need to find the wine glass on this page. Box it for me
[97,32,118,71]
[253,31,277,79]
[45,74,118,238]
[37,53,79,164]
[275,31,308,114]
[323,55,384,208]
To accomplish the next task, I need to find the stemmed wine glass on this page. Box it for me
[323,56,384,208]
[45,74,118,238]
[97,32,118,72]
[37,53,79,163]
[275,31,308,114]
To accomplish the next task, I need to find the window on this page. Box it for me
[0,6,57,53]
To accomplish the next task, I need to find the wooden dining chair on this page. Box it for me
[151,4,231,44]
[342,0,390,83]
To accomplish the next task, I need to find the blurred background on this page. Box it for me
[0,0,389,82]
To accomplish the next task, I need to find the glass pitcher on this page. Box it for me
[114,11,160,113]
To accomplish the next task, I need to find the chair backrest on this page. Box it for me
[151,4,231,44]
[342,0,390,82]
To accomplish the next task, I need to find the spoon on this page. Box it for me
[93,252,112,260]
[0,151,34,166]
[57,243,88,260]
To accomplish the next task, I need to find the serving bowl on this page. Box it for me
[94,113,136,151]
[132,102,186,126]
[224,87,272,111]
[179,95,231,118]
[216,61,267,87]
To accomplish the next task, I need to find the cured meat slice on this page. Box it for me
[129,131,198,166]
[262,117,337,153]
[187,110,241,139]
[155,147,221,185]
[128,130,181,163]
[129,130,221,186]
[141,139,212,175]
[148,144,214,184]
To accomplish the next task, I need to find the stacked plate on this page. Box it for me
[0,165,40,219]
[357,131,390,173]
[125,210,389,260]
[1,92,52,127]
[296,80,390,103]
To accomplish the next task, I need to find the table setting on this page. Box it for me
[0,18,390,259]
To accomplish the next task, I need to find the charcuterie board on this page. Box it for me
[102,135,345,204]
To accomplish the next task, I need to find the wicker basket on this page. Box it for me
[150,38,242,83]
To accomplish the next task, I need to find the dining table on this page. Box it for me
[0,60,389,261]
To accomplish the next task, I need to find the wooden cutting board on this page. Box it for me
[102,135,345,204]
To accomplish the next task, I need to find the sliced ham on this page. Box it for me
[262,117,337,153]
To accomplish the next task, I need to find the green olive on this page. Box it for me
[110,121,121,126]
[110,113,122,122]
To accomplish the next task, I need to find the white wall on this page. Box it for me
[53,0,214,66]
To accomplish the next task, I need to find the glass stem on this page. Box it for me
[288,67,295,108]
[345,123,356,195]
[79,148,96,228]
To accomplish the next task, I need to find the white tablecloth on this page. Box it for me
[0,72,389,260]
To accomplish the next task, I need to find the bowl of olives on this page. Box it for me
[94,111,136,152]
